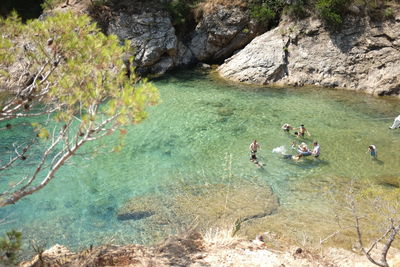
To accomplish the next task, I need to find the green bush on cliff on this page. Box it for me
[0,230,22,265]
[284,0,310,19]
[249,0,285,27]
[168,0,191,25]
[315,0,348,28]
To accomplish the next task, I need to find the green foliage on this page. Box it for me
[0,230,22,265]
[0,11,159,205]
[0,11,159,128]
[284,0,309,19]
[316,0,348,28]
[384,7,395,18]
[167,0,192,26]
[249,0,285,27]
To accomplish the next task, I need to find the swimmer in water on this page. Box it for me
[297,142,312,157]
[281,123,293,132]
[294,124,311,138]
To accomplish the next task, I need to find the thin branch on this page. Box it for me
[0,142,33,171]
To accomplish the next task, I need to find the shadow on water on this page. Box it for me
[284,158,329,169]
[372,158,384,165]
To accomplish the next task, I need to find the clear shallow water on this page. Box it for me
[0,69,400,254]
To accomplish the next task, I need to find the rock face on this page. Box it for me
[107,10,192,75]
[190,4,260,62]
[104,2,261,75]
[218,14,400,96]
[218,27,290,84]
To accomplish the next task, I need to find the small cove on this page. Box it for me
[0,69,399,255]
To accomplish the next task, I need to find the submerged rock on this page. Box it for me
[169,180,279,230]
[374,175,400,188]
[117,211,155,221]
[118,178,279,236]
[117,195,160,221]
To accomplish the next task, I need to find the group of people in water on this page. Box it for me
[248,117,389,167]
[249,124,320,167]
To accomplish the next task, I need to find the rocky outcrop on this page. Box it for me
[217,27,290,84]
[107,10,193,75]
[190,4,260,62]
[20,233,400,267]
[103,1,262,75]
[218,13,400,96]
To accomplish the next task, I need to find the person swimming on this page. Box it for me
[281,123,293,132]
[281,142,308,161]
[297,142,312,157]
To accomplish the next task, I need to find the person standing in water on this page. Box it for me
[367,145,377,159]
[312,141,320,158]
[249,140,260,162]
[295,124,311,137]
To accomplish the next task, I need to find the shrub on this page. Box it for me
[284,0,310,19]
[167,0,193,26]
[384,7,395,18]
[315,0,348,29]
[0,230,22,265]
[248,0,285,27]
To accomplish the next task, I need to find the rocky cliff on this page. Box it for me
[218,12,400,96]
[41,1,400,95]
[100,0,262,75]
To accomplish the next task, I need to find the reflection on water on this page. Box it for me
[0,69,399,255]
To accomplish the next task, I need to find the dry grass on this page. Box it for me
[203,226,244,249]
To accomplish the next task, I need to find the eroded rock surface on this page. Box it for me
[190,4,260,62]
[103,1,262,75]
[107,10,191,75]
[218,14,400,96]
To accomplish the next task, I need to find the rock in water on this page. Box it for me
[218,15,400,96]
[117,211,155,221]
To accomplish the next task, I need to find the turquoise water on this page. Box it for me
[0,69,400,255]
